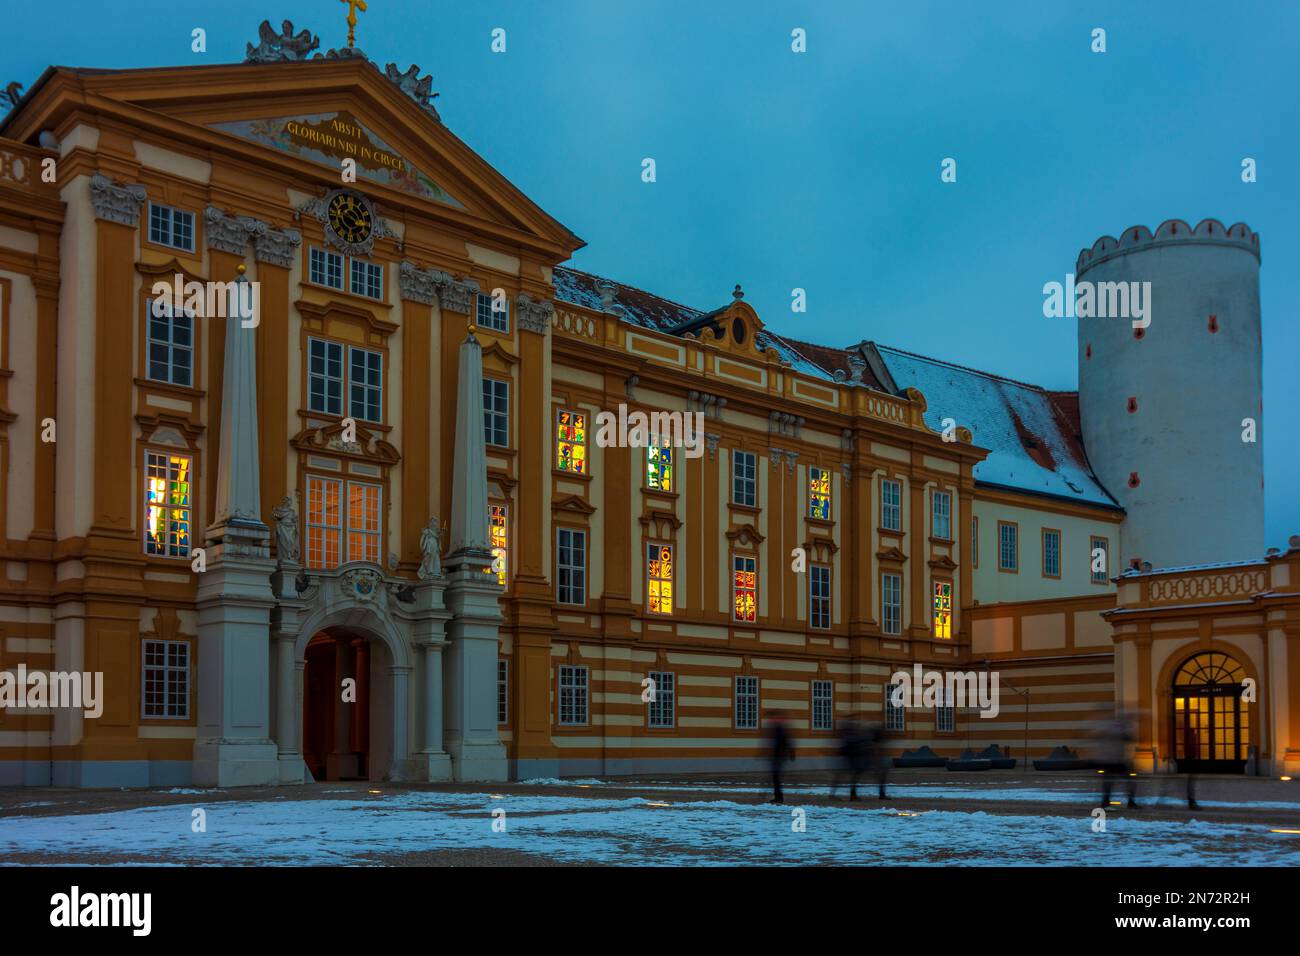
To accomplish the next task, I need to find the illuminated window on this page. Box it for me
[305,476,381,569]
[809,466,831,520]
[881,479,901,531]
[647,543,674,615]
[489,504,508,585]
[1042,528,1061,578]
[932,580,952,639]
[932,491,951,539]
[647,441,673,491]
[144,451,192,558]
[556,409,587,474]
[881,572,901,635]
[732,555,757,623]
[812,679,833,730]
[810,564,831,629]
[735,675,759,729]
[346,482,381,564]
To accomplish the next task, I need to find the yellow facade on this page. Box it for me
[0,52,1295,785]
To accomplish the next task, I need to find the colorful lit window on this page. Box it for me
[489,504,508,586]
[933,580,952,639]
[556,410,587,474]
[647,543,674,615]
[809,466,831,520]
[305,476,381,569]
[647,441,673,491]
[144,451,192,558]
[732,555,757,623]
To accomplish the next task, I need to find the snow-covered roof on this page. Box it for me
[552,267,1119,510]
[874,345,1120,509]
[553,266,838,382]
[1119,558,1268,577]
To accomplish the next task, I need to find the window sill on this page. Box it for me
[878,526,905,537]
[135,377,205,400]
[553,468,592,483]
[302,279,393,309]
[729,501,761,516]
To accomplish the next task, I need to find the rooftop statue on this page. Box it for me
[245,19,321,63]
[384,63,441,120]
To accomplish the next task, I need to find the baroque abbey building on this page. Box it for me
[0,23,1296,787]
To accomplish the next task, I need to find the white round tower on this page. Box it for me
[1075,218,1263,569]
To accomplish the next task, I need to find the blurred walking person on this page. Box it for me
[1096,715,1139,808]
[862,721,889,799]
[830,716,864,800]
[767,711,795,803]
[1184,724,1200,810]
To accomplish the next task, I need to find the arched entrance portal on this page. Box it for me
[1172,651,1249,774]
[301,628,395,781]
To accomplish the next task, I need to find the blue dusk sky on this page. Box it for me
[4,0,1297,543]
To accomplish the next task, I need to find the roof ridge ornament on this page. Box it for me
[245,19,321,63]
[383,63,441,121]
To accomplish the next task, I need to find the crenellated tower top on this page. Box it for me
[1076,218,1259,277]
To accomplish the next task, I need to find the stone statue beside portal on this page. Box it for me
[419,517,444,579]
[272,494,300,566]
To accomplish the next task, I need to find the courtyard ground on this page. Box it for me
[1,769,1297,866]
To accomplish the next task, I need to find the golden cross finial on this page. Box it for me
[340,0,368,49]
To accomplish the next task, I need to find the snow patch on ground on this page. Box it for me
[2,790,1297,866]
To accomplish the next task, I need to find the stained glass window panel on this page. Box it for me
[647,442,673,491]
[489,504,508,586]
[732,555,757,623]
[144,451,192,558]
[935,580,956,639]
[809,466,831,520]
[556,410,587,474]
[647,543,674,615]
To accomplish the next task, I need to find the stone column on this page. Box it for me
[275,634,297,758]
[442,326,508,782]
[389,664,412,780]
[192,263,280,788]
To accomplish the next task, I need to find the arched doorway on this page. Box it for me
[301,628,394,781]
[1172,651,1249,773]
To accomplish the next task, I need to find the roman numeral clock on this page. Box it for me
[295,187,399,258]
[327,190,373,246]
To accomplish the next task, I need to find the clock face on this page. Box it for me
[327,191,373,245]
